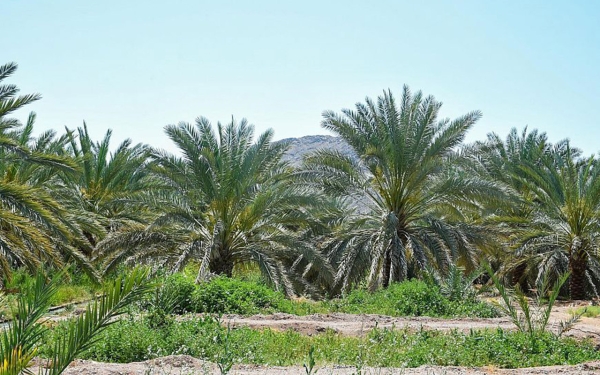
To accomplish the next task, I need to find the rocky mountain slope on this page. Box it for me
[279,135,355,166]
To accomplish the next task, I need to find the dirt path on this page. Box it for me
[53,355,600,374]
[218,302,600,343]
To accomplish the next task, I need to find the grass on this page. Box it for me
[569,306,600,318]
[1,268,98,320]
[39,316,600,369]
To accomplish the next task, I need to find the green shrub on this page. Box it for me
[327,280,498,318]
[191,276,287,314]
[161,273,196,313]
[137,274,496,318]
[392,280,448,316]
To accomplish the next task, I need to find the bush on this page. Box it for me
[161,273,196,313]
[327,279,498,318]
[139,274,496,318]
[191,276,287,315]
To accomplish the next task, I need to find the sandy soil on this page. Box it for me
[48,355,600,374]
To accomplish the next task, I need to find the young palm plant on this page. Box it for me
[485,263,576,352]
[300,86,505,293]
[97,117,331,296]
[0,268,153,375]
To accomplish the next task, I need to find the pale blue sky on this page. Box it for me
[4,1,600,153]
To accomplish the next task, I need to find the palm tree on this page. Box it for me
[465,128,558,290]
[0,62,40,129]
[0,62,97,282]
[61,123,155,253]
[512,144,600,299]
[469,127,598,299]
[300,86,504,293]
[97,117,330,296]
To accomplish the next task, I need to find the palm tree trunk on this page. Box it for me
[382,248,392,288]
[512,262,529,293]
[210,258,234,277]
[569,252,588,300]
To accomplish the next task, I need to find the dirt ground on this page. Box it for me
[54,355,600,374]
[217,301,600,343]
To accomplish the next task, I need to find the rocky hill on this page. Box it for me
[279,135,356,166]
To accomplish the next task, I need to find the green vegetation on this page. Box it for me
[95,118,332,298]
[0,268,153,375]
[146,273,497,318]
[327,279,497,318]
[300,87,502,294]
[4,60,600,371]
[4,61,600,300]
[40,316,600,368]
[486,264,582,351]
[569,306,600,318]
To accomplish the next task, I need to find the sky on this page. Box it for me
[3,1,600,154]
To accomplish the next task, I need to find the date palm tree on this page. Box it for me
[0,62,96,282]
[97,117,331,295]
[465,128,559,289]
[0,62,40,129]
[514,144,600,299]
[300,86,505,293]
[61,124,155,254]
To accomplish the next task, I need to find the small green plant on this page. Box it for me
[328,279,497,318]
[216,323,234,375]
[158,273,196,314]
[434,264,482,301]
[303,345,317,374]
[39,315,600,368]
[144,283,180,328]
[353,322,366,375]
[485,264,580,351]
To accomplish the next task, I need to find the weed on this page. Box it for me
[303,345,317,374]
[485,264,582,351]
[216,323,234,374]
[40,316,600,368]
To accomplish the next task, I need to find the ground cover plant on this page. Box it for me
[569,306,600,318]
[147,272,498,318]
[39,316,600,369]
